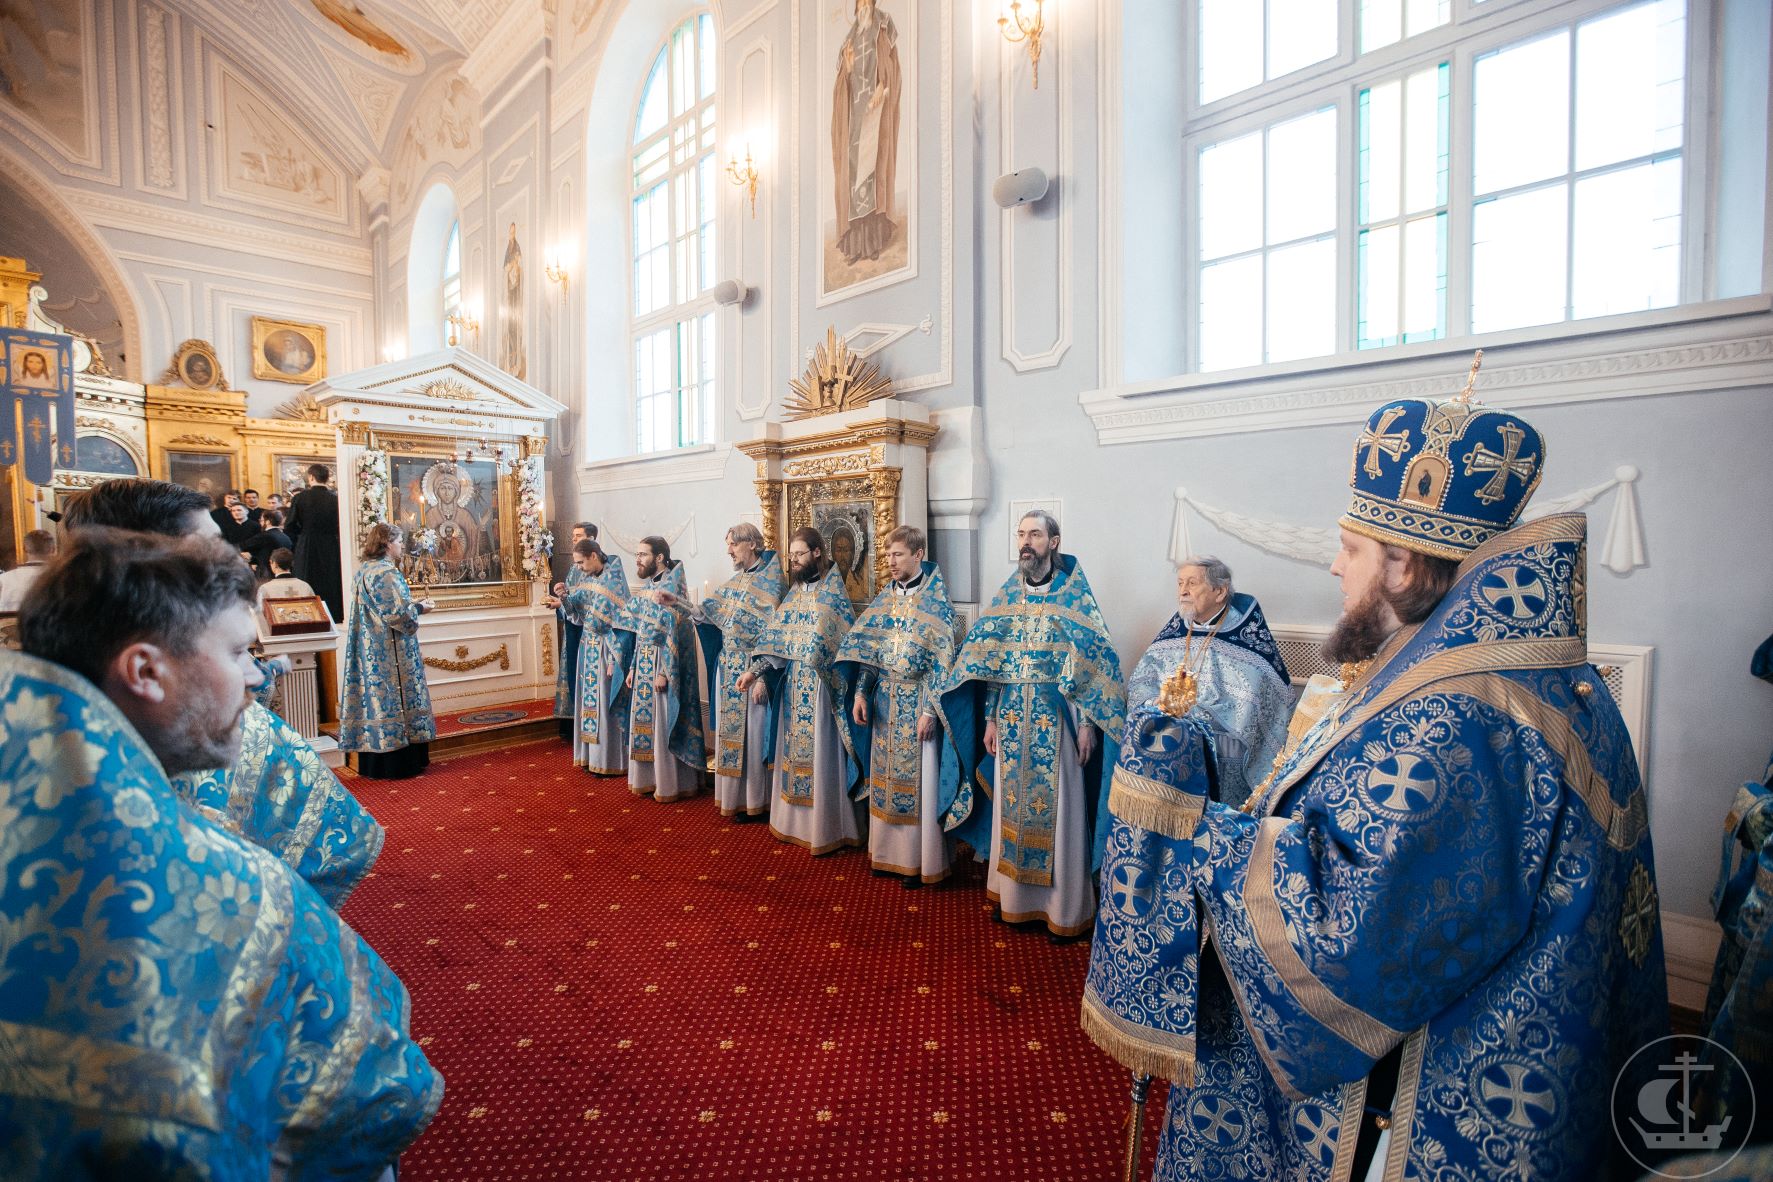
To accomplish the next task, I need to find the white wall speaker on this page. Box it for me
[991,168,1050,208]
[711,279,750,306]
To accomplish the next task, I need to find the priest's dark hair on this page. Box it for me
[789,526,830,577]
[639,535,672,566]
[19,528,256,688]
[307,464,330,483]
[60,478,212,537]
[574,521,599,539]
[572,538,605,560]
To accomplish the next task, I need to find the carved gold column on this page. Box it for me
[755,469,784,552]
[869,466,903,593]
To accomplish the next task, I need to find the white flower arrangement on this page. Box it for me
[356,449,389,533]
[517,455,553,579]
[409,526,440,555]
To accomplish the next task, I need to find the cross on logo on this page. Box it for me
[1479,1062,1558,1129]
[1356,407,1412,479]
[1294,1104,1338,1165]
[1189,1095,1246,1145]
[1463,422,1537,505]
[1480,566,1548,620]
[1367,752,1438,812]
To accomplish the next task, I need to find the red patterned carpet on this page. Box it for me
[339,741,1163,1181]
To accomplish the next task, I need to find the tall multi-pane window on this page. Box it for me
[441,219,462,343]
[1184,0,1692,375]
[631,12,717,454]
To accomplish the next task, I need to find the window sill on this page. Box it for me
[1080,295,1773,444]
[577,443,734,493]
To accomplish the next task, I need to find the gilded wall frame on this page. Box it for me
[368,429,528,611]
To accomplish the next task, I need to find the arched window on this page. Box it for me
[630,12,716,453]
[407,182,461,354]
[441,218,463,343]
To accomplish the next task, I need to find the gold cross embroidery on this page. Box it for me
[1355,407,1411,478]
[1463,422,1536,505]
[25,414,44,447]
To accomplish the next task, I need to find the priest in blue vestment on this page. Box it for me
[1083,387,1667,1182]
[59,477,384,908]
[622,536,705,802]
[552,521,598,739]
[1126,555,1292,811]
[835,526,960,885]
[5,529,440,1179]
[937,510,1126,939]
[741,527,866,855]
[549,538,635,776]
[688,522,785,819]
[340,523,438,779]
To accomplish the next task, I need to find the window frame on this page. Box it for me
[626,8,719,457]
[441,217,463,344]
[1178,0,1714,377]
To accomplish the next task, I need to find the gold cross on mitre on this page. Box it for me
[1452,349,1483,404]
[1355,406,1411,479]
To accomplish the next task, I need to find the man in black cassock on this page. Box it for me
[283,464,343,622]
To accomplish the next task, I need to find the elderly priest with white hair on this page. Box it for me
[1126,555,1292,811]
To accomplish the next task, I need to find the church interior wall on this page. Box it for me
[0,0,379,415]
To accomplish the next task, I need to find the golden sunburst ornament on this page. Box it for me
[784,327,895,420]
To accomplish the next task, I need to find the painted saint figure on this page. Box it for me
[831,0,902,265]
[501,221,526,379]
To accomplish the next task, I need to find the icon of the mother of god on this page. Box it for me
[420,462,485,568]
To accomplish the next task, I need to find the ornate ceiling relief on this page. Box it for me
[211,64,349,224]
[324,50,403,144]
[141,5,177,189]
[391,71,481,218]
[0,0,96,163]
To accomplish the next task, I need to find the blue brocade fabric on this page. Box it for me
[339,559,436,754]
[696,552,785,777]
[561,556,635,748]
[623,563,706,771]
[935,555,1126,870]
[1081,704,1218,1083]
[835,562,960,814]
[1083,514,1669,1182]
[172,704,383,909]
[750,566,862,783]
[1699,769,1773,1144]
[0,651,441,1180]
[1128,594,1293,809]
[553,563,590,717]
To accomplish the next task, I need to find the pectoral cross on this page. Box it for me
[1463,422,1536,504]
[1355,407,1411,478]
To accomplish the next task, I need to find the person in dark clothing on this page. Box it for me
[239,489,265,531]
[241,508,294,579]
[283,465,343,622]
[210,491,253,543]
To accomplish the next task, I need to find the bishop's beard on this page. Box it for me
[1322,584,1393,665]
